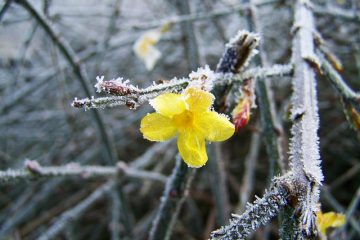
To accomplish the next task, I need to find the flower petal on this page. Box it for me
[150,93,186,117]
[317,211,346,235]
[140,113,177,141]
[184,87,214,112]
[177,132,207,168]
[195,111,235,142]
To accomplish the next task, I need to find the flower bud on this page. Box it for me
[232,97,251,131]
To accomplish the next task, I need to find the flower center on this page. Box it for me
[173,110,194,130]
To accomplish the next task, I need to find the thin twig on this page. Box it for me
[321,186,360,235]
[248,0,287,174]
[0,0,13,22]
[0,161,167,184]
[237,129,261,212]
[341,187,360,233]
[37,181,115,240]
[207,144,230,226]
[71,65,293,110]
[121,0,280,31]
[149,155,196,240]
[312,3,360,23]
[15,0,117,164]
[318,52,360,101]
[173,0,199,71]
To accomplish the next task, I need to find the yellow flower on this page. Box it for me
[316,211,346,235]
[140,87,235,167]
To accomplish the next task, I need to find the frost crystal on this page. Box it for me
[94,76,105,93]
[188,65,215,91]
[94,76,139,96]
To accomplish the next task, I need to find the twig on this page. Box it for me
[216,64,293,86]
[0,0,13,22]
[208,144,230,226]
[317,51,360,131]
[210,178,289,240]
[37,181,115,240]
[317,52,360,101]
[321,186,360,235]
[71,65,293,110]
[173,0,199,71]
[341,187,360,233]
[0,160,167,184]
[312,3,360,23]
[237,129,261,212]
[15,0,117,164]
[149,155,196,240]
[248,0,287,174]
[121,0,280,31]
[0,129,159,236]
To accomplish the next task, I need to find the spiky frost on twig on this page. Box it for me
[289,0,324,236]
[210,178,289,240]
[72,64,293,111]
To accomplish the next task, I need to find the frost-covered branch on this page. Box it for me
[71,64,293,110]
[149,155,196,240]
[15,0,117,164]
[37,180,115,240]
[289,0,324,237]
[210,178,289,240]
[247,0,287,174]
[317,52,360,101]
[0,160,167,183]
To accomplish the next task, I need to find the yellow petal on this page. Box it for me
[150,93,186,117]
[184,87,214,112]
[133,30,163,70]
[317,211,346,235]
[195,111,235,142]
[140,113,177,141]
[177,132,207,168]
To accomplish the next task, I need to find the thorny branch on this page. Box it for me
[210,178,289,240]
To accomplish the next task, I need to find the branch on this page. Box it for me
[289,0,324,236]
[318,53,360,102]
[173,0,199,71]
[236,129,261,212]
[15,0,117,164]
[71,65,293,110]
[149,155,196,240]
[0,160,167,184]
[312,3,360,23]
[0,0,13,22]
[122,0,281,31]
[248,0,287,174]
[37,181,115,240]
[72,78,189,109]
[210,178,289,240]
[321,186,360,235]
